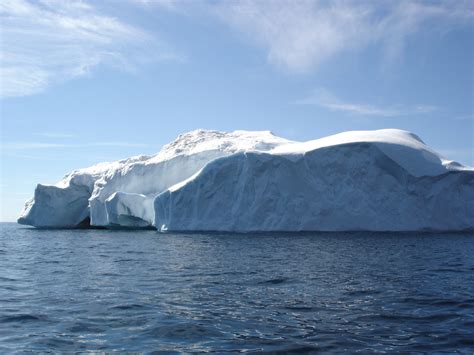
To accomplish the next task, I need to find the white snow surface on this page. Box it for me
[18,128,473,231]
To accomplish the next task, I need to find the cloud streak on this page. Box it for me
[1,142,149,150]
[0,0,175,98]
[34,132,74,139]
[214,0,474,73]
[297,88,437,117]
[454,114,474,121]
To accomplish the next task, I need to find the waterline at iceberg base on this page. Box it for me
[18,129,474,232]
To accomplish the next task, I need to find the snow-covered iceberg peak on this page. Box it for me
[18,128,473,231]
[152,129,291,161]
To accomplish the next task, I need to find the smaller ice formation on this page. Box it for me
[105,192,155,228]
[18,129,474,232]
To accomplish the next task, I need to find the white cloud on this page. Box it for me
[1,142,149,150]
[2,143,68,149]
[454,114,474,121]
[297,88,437,117]
[0,0,175,97]
[34,132,74,138]
[131,0,180,10]
[214,0,474,73]
[91,142,150,148]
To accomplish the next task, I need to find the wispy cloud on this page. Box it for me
[0,152,72,160]
[131,0,181,10]
[1,143,68,150]
[1,142,149,150]
[297,88,437,117]
[213,0,474,73]
[0,0,176,98]
[91,142,150,148]
[1,152,132,161]
[453,114,474,121]
[34,132,74,139]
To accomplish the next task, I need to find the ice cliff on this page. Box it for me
[18,129,474,232]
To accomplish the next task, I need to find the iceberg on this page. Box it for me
[19,130,290,229]
[18,129,474,232]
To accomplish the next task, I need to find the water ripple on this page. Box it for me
[0,223,473,352]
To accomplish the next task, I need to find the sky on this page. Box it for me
[0,0,473,221]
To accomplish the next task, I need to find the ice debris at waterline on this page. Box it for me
[18,129,474,232]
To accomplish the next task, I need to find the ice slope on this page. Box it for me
[270,129,465,176]
[18,130,292,228]
[154,130,473,232]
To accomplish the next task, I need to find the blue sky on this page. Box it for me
[0,0,473,221]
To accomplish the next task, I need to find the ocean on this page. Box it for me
[1,222,473,352]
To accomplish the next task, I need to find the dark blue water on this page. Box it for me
[1,223,473,352]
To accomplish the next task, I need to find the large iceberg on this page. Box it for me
[18,129,473,232]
